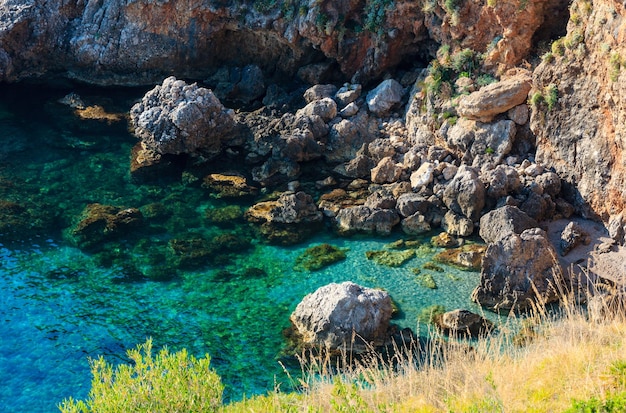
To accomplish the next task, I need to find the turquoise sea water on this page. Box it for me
[0,85,485,412]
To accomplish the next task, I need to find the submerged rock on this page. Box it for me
[202,173,259,199]
[289,282,394,351]
[434,244,486,271]
[365,249,416,267]
[69,203,143,249]
[294,243,348,272]
[169,232,252,269]
[417,273,438,289]
[204,205,244,227]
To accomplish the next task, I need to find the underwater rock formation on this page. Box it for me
[68,203,143,249]
[294,243,348,271]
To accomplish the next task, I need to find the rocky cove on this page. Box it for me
[2,0,626,411]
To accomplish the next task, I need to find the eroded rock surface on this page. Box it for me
[130,77,237,157]
[457,74,532,123]
[289,281,393,351]
[472,228,563,311]
[531,0,626,225]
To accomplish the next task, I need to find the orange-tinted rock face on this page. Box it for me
[0,0,563,85]
[0,0,428,85]
[531,0,626,221]
[424,0,551,72]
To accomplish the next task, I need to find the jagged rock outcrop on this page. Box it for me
[0,0,429,85]
[472,228,562,311]
[130,77,237,157]
[531,0,626,230]
[424,0,558,71]
[245,191,322,224]
[289,281,393,351]
[442,165,485,222]
[0,0,568,86]
[479,205,538,244]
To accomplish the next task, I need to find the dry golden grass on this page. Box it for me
[224,278,626,413]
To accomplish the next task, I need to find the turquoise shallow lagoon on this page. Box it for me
[0,85,485,412]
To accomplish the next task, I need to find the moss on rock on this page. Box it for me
[418,273,438,289]
[384,239,422,250]
[205,205,244,227]
[294,243,348,271]
[417,304,446,325]
[423,262,445,272]
[365,249,416,267]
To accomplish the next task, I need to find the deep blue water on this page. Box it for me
[0,85,485,412]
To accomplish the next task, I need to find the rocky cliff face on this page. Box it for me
[0,0,427,85]
[5,0,626,237]
[531,0,626,232]
[0,0,563,86]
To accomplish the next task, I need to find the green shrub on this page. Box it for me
[253,0,277,13]
[443,0,461,12]
[542,51,555,63]
[566,391,626,412]
[564,30,584,49]
[451,48,477,74]
[364,0,394,34]
[565,360,626,412]
[551,38,566,56]
[330,378,372,413]
[530,92,545,107]
[476,73,497,87]
[610,52,622,82]
[58,339,223,413]
[545,83,558,110]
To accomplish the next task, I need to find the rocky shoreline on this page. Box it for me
[3,0,626,353]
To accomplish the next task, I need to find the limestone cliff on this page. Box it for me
[531,0,626,234]
[0,0,561,85]
[0,0,428,85]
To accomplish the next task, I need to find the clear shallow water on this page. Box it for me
[0,85,485,412]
